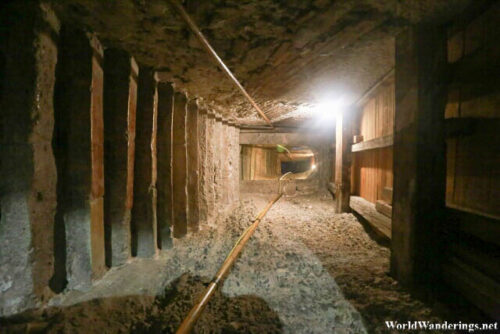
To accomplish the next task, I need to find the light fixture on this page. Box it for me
[311,164,317,170]
[313,98,345,122]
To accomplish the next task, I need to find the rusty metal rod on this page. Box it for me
[167,0,273,126]
[176,173,292,333]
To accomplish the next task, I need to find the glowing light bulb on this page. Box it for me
[313,98,345,123]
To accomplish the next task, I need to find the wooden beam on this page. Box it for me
[171,92,188,238]
[335,113,351,213]
[103,49,138,265]
[157,81,174,249]
[132,66,158,257]
[350,196,391,240]
[351,134,393,152]
[375,200,392,218]
[381,187,393,205]
[391,25,447,288]
[55,27,107,285]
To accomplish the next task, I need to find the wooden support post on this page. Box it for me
[53,26,106,289]
[131,67,158,257]
[318,145,331,189]
[103,49,138,266]
[391,25,447,289]
[0,2,59,313]
[335,113,352,213]
[186,99,199,232]
[157,82,174,248]
[172,92,188,237]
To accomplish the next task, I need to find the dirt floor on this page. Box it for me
[1,193,460,333]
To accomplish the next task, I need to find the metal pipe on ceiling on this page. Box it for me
[167,0,273,127]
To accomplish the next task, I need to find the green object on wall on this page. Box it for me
[276,144,290,153]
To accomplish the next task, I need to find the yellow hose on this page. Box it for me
[176,172,292,333]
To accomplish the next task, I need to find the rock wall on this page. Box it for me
[0,2,242,318]
[186,99,200,232]
[0,1,59,316]
[195,112,240,229]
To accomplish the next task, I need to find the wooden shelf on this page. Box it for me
[350,196,391,240]
[351,134,393,153]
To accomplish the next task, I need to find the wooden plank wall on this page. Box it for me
[447,130,500,217]
[359,80,395,141]
[443,3,500,320]
[240,145,281,180]
[352,80,395,203]
[446,3,500,218]
[352,147,393,203]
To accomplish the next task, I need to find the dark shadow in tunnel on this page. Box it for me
[0,273,283,334]
[281,158,311,175]
[49,27,71,293]
[350,211,390,248]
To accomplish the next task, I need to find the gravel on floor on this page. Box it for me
[1,193,452,334]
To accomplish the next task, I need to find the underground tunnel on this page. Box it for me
[0,0,499,333]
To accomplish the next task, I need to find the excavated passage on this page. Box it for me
[1,194,454,333]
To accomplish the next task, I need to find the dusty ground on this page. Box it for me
[1,193,457,333]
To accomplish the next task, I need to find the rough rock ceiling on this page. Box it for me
[53,0,475,125]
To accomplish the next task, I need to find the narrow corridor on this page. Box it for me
[1,1,498,331]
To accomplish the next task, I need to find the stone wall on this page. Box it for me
[1,1,59,316]
[0,1,241,317]
[195,111,240,229]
